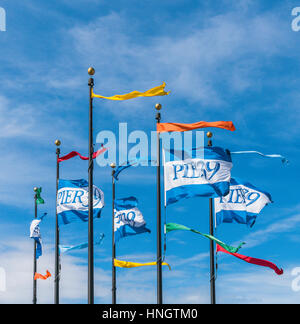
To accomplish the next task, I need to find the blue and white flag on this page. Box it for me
[214,178,272,227]
[163,146,233,206]
[59,234,105,254]
[114,197,150,242]
[30,219,43,259]
[57,179,104,225]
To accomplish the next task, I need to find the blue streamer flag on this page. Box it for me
[163,146,233,206]
[230,150,288,164]
[57,179,104,225]
[59,234,105,254]
[214,178,272,227]
[114,197,150,242]
[113,159,156,180]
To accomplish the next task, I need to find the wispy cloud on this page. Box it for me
[237,213,300,249]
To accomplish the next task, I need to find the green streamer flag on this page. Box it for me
[166,223,245,254]
[35,188,45,205]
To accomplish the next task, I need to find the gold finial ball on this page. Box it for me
[88,67,95,75]
[55,139,61,146]
[155,103,162,110]
[33,187,38,192]
[110,163,116,169]
[207,131,213,138]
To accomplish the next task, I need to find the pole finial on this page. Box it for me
[55,139,61,146]
[110,163,116,169]
[155,103,162,111]
[207,131,213,138]
[88,67,95,76]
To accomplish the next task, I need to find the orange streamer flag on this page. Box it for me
[34,270,51,280]
[157,121,236,133]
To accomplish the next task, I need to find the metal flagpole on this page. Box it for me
[33,187,38,305]
[111,163,117,304]
[155,103,163,304]
[54,139,61,304]
[207,131,216,304]
[88,67,95,304]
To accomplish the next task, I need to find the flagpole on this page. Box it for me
[88,67,95,304]
[33,187,38,305]
[155,103,163,304]
[54,139,61,304]
[207,131,216,304]
[111,163,117,304]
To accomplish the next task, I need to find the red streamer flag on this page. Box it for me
[216,244,283,275]
[157,121,235,133]
[58,147,107,163]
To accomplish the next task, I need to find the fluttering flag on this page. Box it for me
[59,234,105,254]
[30,216,45,259]
[92,82,170,101]
[34,270,51,280]
[163,146,232,206]
[216,244,283,275]
[58,146,107,163]
[114,259,171,270]
[214,178,272,227]
[114,197,150,242]
[113,159,156,181]
[157,121,236,133]
[166,223,245,254]
[57,179,104,225]
[35,188,44,205]
[37,212,47,221]
[230,151,288,164]
[113,164,133,181]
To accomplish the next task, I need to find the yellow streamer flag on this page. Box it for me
[114,259,171,270]
[92,82,170,101]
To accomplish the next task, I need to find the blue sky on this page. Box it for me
[0,0,300,304]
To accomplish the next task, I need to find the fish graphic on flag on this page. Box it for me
[57,179,104,225]
[214,178,272,227]
[163,146,233,206]
[114,197,150,242]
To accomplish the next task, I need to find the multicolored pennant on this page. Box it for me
[216,244,283,275]
[166,223,245,254]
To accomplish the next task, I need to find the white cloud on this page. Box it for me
[217,267,300,304]
[67,7,295,116]
[0,234,299,304]
[237,213,300,249]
